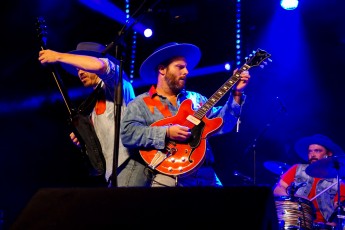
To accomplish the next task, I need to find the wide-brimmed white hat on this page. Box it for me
[294,134,344,161]
[139,42,201,84]
[61,42,119,76]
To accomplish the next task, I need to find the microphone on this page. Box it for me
[287,182,306,196]
[276,96,287,112]
[295,182,306,190]
[286,182,296,196]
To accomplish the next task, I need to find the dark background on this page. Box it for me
[1,0,345,228]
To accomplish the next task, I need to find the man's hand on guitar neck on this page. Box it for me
[166,124,192,141]
[234,70,250,92]
[232,69,250,104]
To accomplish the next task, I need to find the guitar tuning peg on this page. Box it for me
[259,64,265,69]
[268,58,273,62]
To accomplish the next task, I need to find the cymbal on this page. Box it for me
[306,155,345,178]
[264,161,291,175]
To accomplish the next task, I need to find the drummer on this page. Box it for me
[273,134,345,229]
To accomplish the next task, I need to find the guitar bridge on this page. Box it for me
[148,146,177,169]
[148,150,169,169]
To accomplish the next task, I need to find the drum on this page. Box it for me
[274,196,315,230]
[312,222,335,230]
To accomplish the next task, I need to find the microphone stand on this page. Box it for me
[102,28,128,188]
[243,98,287,185]
[112,55,124,188]
[244,123,270,185]
[334,161,343,230]
[102,0,161,188]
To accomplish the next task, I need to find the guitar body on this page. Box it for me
[139,99,223,177]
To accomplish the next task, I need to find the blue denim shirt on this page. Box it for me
[120,85,245,175]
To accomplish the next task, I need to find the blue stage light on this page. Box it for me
[280,0,299,10]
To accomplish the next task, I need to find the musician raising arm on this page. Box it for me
[120,42,251,187]
[38,42,150,187]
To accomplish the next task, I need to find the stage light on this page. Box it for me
[143,28,153,38]
[235,0,242,68]
[280,0,299,10]
[224,63,231,71]
[79,0,151,37]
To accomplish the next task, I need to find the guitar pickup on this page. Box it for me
[186,115,200,125]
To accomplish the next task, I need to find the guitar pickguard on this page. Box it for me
[190,120,205,148]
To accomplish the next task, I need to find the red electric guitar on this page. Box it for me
[139,49,271,177]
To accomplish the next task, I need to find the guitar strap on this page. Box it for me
[143,95,172,118]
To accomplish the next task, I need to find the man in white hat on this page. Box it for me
[38,42,150,187]
[120,42,251,187]
[273,134,345,229]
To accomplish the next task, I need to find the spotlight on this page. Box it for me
[80,0,151,37]
[280,0,299,10]
[143,28,153,38]
[224,63,231,71]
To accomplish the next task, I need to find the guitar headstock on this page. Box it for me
[35,16,48,49]
[245,48,272,69]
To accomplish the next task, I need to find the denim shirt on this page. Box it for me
[295,164,337,222]
[91,58,135,181]
[120,85,245,165]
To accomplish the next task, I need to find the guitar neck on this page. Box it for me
[36,16,75,117]
[194,63,250,120]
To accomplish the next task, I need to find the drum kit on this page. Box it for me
[264,156,345,230]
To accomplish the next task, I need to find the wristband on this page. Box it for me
[232,90,243,96]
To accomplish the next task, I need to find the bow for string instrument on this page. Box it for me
[36,16,106,178]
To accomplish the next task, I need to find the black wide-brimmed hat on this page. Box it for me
[61,42,118,77]
[139,42,201,84]
[294,134,344,161]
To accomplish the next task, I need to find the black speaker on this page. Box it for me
[11,186,278,229]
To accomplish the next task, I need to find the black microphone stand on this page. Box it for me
[102,0,161,188]
[102,27,129,188]
[334,160,343,230]
[244,122,270,185]
[243,97,287,185]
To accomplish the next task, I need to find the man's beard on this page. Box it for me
[165,72,185,94]
[309,158,319,164]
